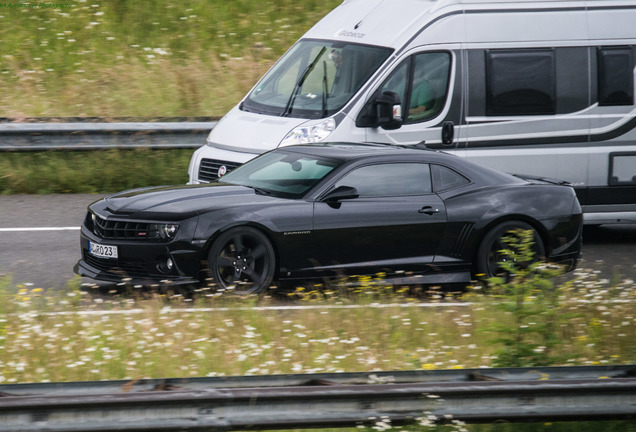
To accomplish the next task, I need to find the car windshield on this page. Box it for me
[219,151,342,198]
[241,39,393,119]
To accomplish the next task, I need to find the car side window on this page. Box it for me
[432,164,470,192]
[334,163,432,197]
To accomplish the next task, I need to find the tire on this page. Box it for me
[206,227,276,295]
[475,221,545,279]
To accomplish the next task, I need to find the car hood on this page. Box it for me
[101,183,280,218]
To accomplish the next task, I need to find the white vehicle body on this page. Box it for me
[188,0,636,225]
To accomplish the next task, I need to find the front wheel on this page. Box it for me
[475,221,545,279]
[206,227,276,295]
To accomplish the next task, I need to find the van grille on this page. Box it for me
[198,159,241,182]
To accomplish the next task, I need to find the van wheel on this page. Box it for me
[206,227,276,295]
[475,221,545,279]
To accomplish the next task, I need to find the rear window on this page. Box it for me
[432,165,470,192]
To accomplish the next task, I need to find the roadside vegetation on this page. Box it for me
[0,149,191,194]
[2,249,635,382]
[0,1,341,118]
[0,1,342,194]
[1,263,635,432]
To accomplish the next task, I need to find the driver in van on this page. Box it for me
[409,76,436,116]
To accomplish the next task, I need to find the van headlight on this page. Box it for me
[280,118,336,146]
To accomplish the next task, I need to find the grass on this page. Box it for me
[1,266,635,384]
[1,267,636,431]
[0,149,192,194]
[0,0,343,118]
[0,1,343,194]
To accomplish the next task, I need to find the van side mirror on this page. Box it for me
[375,91,403,130]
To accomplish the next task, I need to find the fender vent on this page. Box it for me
[451,223,474,257]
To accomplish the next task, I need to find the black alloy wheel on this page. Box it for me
[207,227,276,295]
[476,220,545,279]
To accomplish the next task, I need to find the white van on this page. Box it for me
[188,0,636,225]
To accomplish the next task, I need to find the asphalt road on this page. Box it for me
[0,194,635,289]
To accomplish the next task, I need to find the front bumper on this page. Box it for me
[75,222,205,286]
[73,260,200,286]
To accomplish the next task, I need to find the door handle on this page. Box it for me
[442,121,454,145]
[418,206,439,215]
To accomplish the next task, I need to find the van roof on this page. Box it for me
[302,0,616,49]
[304,0,441,48]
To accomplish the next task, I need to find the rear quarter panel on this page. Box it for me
[436,183,581,261]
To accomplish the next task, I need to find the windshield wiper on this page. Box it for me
[322,60,329,118]
[221,181,273,196]
[282,46,327,117]
[243,185,273,196]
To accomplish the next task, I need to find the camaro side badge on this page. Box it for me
[284,231,311,236]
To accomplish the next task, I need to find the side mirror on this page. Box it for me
[322,185,359,203]
[375,91,403,130]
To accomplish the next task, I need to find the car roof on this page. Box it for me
[283,142,437,161]
[282,142,527,186]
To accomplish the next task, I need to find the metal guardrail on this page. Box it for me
[0,366,635,431]
[0,121,218,151]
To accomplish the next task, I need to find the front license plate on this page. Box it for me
[89,241,118,259]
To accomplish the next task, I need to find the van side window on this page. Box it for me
[407,52,451,123]
[598,47,634,106]
[356,51,451,127]
[333,163,432,197]
[609,152,636,186]
[486,49,556,116]
[431,164,470,192]
[356,61,409,127]
[377,61,410,109]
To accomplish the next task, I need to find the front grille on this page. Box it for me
[84,252,149,277]
[89,213,153,241]
[198,158,241,182]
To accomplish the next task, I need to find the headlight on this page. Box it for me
[148,223,179,240]
[280,118,336,146]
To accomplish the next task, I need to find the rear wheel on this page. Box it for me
[475,221,545,279]
[206,227,276,295]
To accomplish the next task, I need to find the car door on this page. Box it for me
[310,162,447,277]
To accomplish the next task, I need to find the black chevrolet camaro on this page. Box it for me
[75,143,582,293]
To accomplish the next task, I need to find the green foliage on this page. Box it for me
[0,0,342,118]
[484,229,568,367]
[1,264,636,384]
[0,1,342,193]
[0,149,191,194]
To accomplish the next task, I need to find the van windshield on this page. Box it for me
[242,39,392,119]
